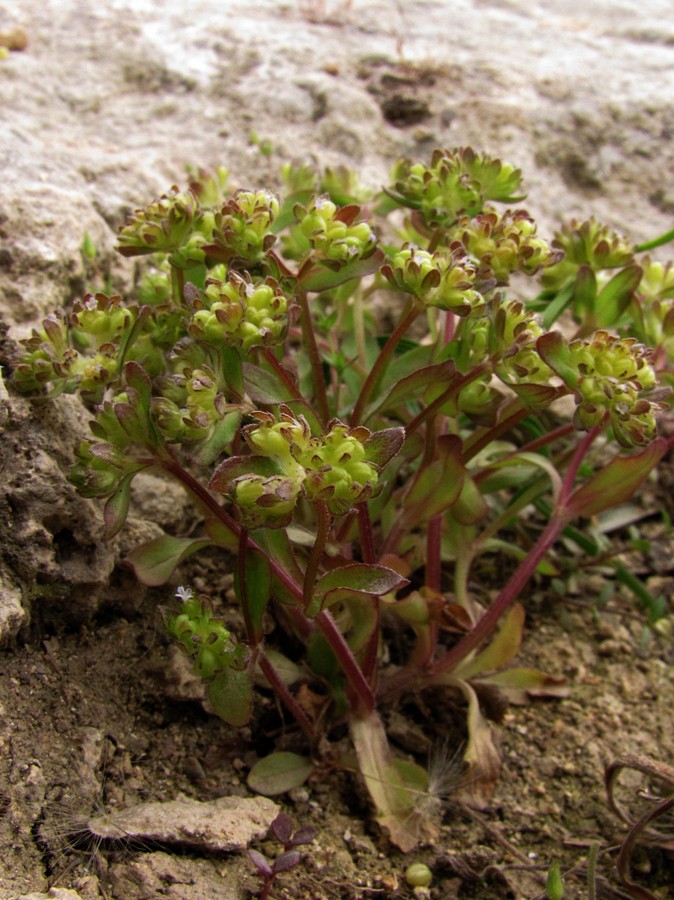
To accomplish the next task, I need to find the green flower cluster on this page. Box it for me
[543,331,665,446]
[209,189,279,264]
[117,187,200,258]
[540,218,634,292]
[300,423,380,514]
[635,258,674,362]
[153,366,226,443]
[295,196,377,264]
[216,407,382,526]
[382,244,484,314]
[166,587,240,680]
[452,209,562,284]
[189,273,290,351]
[13,305,125,403]
[490,301,549,378]
[388,147,524,228]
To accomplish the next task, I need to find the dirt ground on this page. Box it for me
[1,2,673,898]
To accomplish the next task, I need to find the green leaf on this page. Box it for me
[299,249,384,293]
[125,534,212,586]
[207,666,253,727]
[103,472,135,538]
[192,410,242,467]
[454,604,525,679]
[234,546,271,643]
[565,439,668,520]
[242,362,296,404]
[449,473,489,526]
[314,564,408,607]
[247,752,314,796]
[546,861,565,900]
[595,265,643,328]
[572,264,597,317]
[537,331,577,388]
[221,345,243,397]
[476,667,569,704]
[367,360,457,421]
[540,283,575,329]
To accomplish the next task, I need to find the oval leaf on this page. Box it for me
[208,667,253,727]
[248,752,314,797]
[126,534,212,586]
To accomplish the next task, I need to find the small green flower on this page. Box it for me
[117,187,199,257]
[491,300,554,386]
[190,274,290,351]
[166,589,238,680]
[299,422,380,515]
[542,330,666,446]
[296,196,377,264]
[209,189,279,264]
[70,293,134,349]
[243,406,312,467]
[540,218,634,292]
[153,366,226,443]
[382,244,483,313]
[451,209,562,283]
[232,473,302,529]
[388,147,524,228]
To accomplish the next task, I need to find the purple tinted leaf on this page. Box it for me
[401,434,466,526]
[248,849,273,878]
[290,825,317,846]
[103,472,134,538]
[314,564,408,606]
[370,361,457,420]
[565,439,669,520]
[272,850,301,875]
[270,813,293,845]
[208,454,280,493]
[363,427,405,468]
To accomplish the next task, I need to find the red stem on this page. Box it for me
[315,609,375,713]
[257,652,316,742]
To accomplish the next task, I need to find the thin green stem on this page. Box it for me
[350,298,421,425]
[237,527,258,645]
[170,264,185,306]
[352,287,368,371]
[296,287,329,426]
[635,226,674,252]
[304,501,332,613]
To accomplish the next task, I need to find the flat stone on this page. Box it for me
[88,794,279,853]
